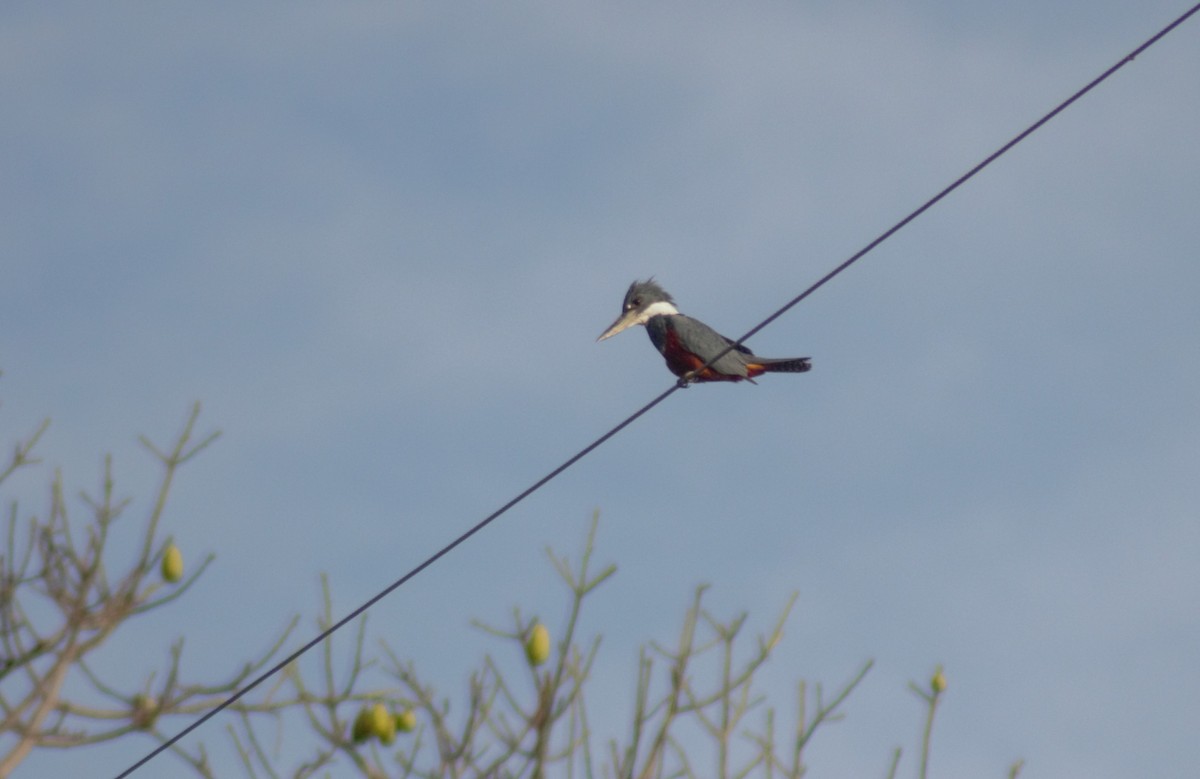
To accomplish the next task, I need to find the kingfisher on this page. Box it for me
[597,279,812,384]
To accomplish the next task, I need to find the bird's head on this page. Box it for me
[597,279,680,341]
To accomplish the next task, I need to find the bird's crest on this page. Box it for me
[623,278,674,310]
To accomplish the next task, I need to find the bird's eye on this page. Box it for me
[631,298,641,306]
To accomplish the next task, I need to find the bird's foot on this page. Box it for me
[677,371,696,388]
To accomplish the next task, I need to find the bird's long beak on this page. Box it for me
[597,309,639,342]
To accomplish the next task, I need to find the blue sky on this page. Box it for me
[3,3,1199,777]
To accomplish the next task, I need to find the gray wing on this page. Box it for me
[671,315,754,375]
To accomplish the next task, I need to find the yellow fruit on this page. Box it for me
[525,622,551,666]
[351,706,373,743]
[161,543,184,583]
[931,667,947,695]
[371,702,395,745]
[131,694,159,730]
[394,708,417,733]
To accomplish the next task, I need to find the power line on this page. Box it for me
[115,5,1199,777]
[709,3,1200,370]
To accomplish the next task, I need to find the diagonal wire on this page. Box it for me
[114,5,1200,777]
[695,2,1200,378]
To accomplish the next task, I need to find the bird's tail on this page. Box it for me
[749,357,812,374]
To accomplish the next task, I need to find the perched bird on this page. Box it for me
[597,279,812,384]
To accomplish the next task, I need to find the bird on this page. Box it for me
[597,279,812,384]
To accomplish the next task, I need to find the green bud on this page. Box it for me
[931,666,947,694]
[394,707,417,733]
[351,706,373,743]
[161,543,184,583]
[525,623,551,666]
